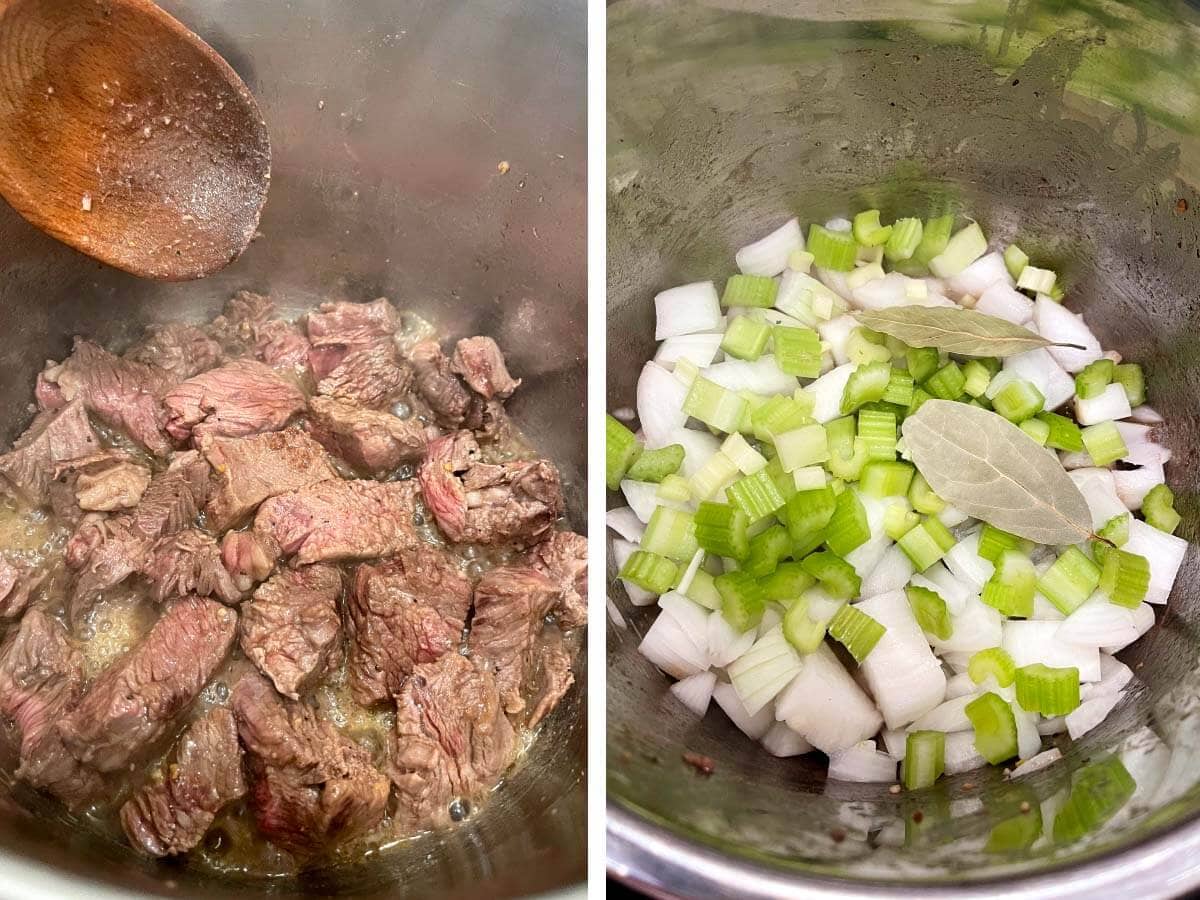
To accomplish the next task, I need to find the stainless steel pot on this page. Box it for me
[0,0,586,895]
[607,1,1200,896]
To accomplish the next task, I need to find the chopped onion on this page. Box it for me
[654,281,723,339]
[1008,747,1062,779]
[655,333,724,369]
[1014,703,1042,759]
[1067,468,1128,529]
[1029,592,1065,621]
[861,544,916,598]
[736,218,804,276]
[1130,405,1164,425]
[907,694,975,733]
[775,643,883,754]
[666,426,722,478]
[851,272,909,310]
[937,504,970,528]
[1113,462,1165,510]
[974,281,1033,324]
[659,592,713,649]
[761,722,814,757]
[1102,603,1154,654]
[947,251,1012,299]
[1003,347,1076,410]
[1002,620,1101,682]
[929,595,1003,654]
[881,728,907,760]
[638,610,709,678]
[713,681,775,740]
[828,741,898,783]
[637,361,688,449]
[816,314,858,365]
[1080,653,1134,701]
[728,626,803,716]
[816,266,854,301]
[1065,691,1123,740]
[1034,297,1103,373]
[944,671,976,699]
[1075,383,1132,426]
[707,610,758,668]
[612,538,657,606]
[943,530,995,592]
[704,356,799,396]
[910,562,973,615]
[940,651,974,673]
[606,506,646,542]
[808,363,856,423]
[845,534,892,580]
[620,479,671,524]
[1037,715,1068,736]
[1124,518,1186,604]
[857,590,947,728]
[944,731,988,775]
[1056,595,1139,648]
[670,671,717,716]
[1115,422,1171,466]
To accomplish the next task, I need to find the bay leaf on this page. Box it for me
[901,400,1093,545]
[856,306,1081,358]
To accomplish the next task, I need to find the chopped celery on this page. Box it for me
[782,595,829,653]
[736,391,769,435]
[857,409,897,461]
[772,325,823,378]
[1098,512,1130,547]
[641,506,699,563]
[657,473,692,503]
[929,222,987,278]
[1019,417,1051,445]
[1003,244,1029,280]
[847,263,886,290]
[828,604,886,662]
[883,368,915,407]
[962,360,992,398]
[987,798,1042,853]
[684,376,747,434]
[792,466,827,491]
[861,460,915,498]
[674,358,700,387]
[800,550,861,599]
[694,501,750,561]
[853,209,893,246]
[689,451,739,501]
[618,550,678,595]
[720,316,771,361]
[1037,547,1101,615]
[828,436,870,482]
[743,524,791,578]
[841,361,892,414]
[825,489,871,557]
[1143,484,1181,535]
[605,414,641,491]
[1112,363,1146,406]
[903,731,946,790]
[775,423,829,471]
[625,443,684,483]
[1052,756,1136,843]
[908,472,945,515]
[965,692,1018,764]
[913,214,955,267]
[788,249,815,273]
[884,502,920,540]
[1037,412,1084,452]
[722,274,778,308]
[898,517,956,571]
[761,561,816,602]
[847,328,892,366]
[807,224,858,271]
[1017,265,1056,294]
[924,361,966,400]
[1081,421,1128,467]
[715,570,766,631]
[977,524,1029,564]
[885,217,923,262]
[906,346,940,383]
[764,456,799,503]
[908,387,932,416]
[968,647,1016,688]
[784,486,837,544]
[1099,549,1150,608]
[981,550,1036,618]
[906,584,952,640]
[1075,358,1114,400]
[685,567,723,610]
[992,378,1044,423]
[721,433,767,475]
[752,395,811,443]
[726,470,787,522]
[1014,663,1080,716]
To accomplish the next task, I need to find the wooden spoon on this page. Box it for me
[0,0,271,281]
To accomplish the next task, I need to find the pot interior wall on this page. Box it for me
[0,0,585,895]
[608,0,1200,889]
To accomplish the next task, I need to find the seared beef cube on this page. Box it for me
[163,359,306,445]
[120,707,246,857]
[58,597,237,773]
[240,479,420,572]
[388,653,515,829]
[0,559,44,620]
[419,431,563,546]
[0,608,104,807]
[133,451,212,537]
[126,324,223,379]
[451,336,520,400]
[48,452,153,518]
[44,339,175,456]
[139,529,244,606]
[255,319,311,369]
[306,298,400,380]
[468,565,561,716]
[306,396,427,478]
[202,428,338,531]
[317,343,412,411]
[526,531,587,629]
[233,673,389,853]
[220,531,274,593]
[346,548,470,706]
[35,368,66,412]
[240,565,342,700]
[409,341,473,428]
[526,641,575,730]
[0,401,102,505]
[209,291,310,369]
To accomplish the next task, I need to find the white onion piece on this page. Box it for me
[1002,620,1101,681]
[1113,462,1165,510]
[605,506,645,542]
[1056,595,1139,648]
[1066,691,1123,740]
[861,544,916,599]
[948,251,1012,299]
[713,681,775,741]
[937,504,970,528]
[941,651,974,673]
[704,356,798,396]
[1009,747,1062,779]
[844,535,891,580]
[930,595,1003,654]
[775,270,826,326]
[1014,704,1042,760]
[857,590,947,728]
[881,728,907,761]
[828,742,898,783]
[638,611,709,678]
[728,626,803,717]
[1067,468,1128,529]
[659,592,712,650]
[1037,716,1068,736]
[1080,654,1134,702]
[666,426,721,479]
[611,538,657,606]
[757,603,784,639]
[815,266,854,301]
[775,643,883,754]
[654,333,724,369]
[808,363,856,423]
[1118,727,1170,807]
[1124,518,1187,604]
[911,562,973,615]
[816,315,857,365]
[944,731,989,775]
[736,218,803,276]
[945,671,977,700]
[654,282,723,340]
[637,362,688,449]
[753,307,813,330]
[619,480,672,524]
[1075,383,1132,426]
[761,722,814,758]
[1102,603,1155,654]
[707,610,757,668]
[670,671,717,716]
[1030,592,1066,621]
[1058,450,1094,470]
[1034,297,1103,372]
[1003,347,1076,410]
[908,694,975,733]
[1130,405,1164,424]
[851,272,909,310]
[943,531,995,592]
[974,281,1033,324]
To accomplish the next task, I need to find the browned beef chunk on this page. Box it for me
[526,642,575,729]
[317,343,412,411]
[126,324,223,380]
[58,597,237,773]
[233,673,389,854]
[418,431,563,546]
[48,452,152,524]
[306,298,400,381]
[232,480,419,576]
[44,340,175,456]
[120,707,246,857]
[468,565,562,716]
[451,336,520,401]
[139,529,243,606]
[220,531,274,593]
[35,368,66,412]
[0,609,104,807]
[0,401,103,505]
[409,341,473,428]
[240,565,342,700]
[202,428,338,531]
[346,547,470,706]
[526,531,587,629]
[306,396,427,478]
[163,359,306,445]
[388,653,515,829]
[0,559,44,620]
[255,319,311,369]
[209,292,310,369]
